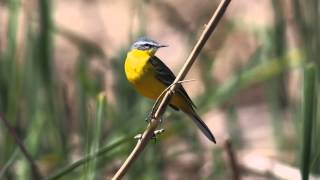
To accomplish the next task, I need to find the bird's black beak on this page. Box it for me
[157,44,168,48]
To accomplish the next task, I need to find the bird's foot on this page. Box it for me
[145,112,155,123]
[145,114,164,125]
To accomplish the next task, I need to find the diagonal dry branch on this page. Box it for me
[112,0,232,179]
[0,113,42,180]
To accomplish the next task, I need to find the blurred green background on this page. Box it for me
[0,0,319,179]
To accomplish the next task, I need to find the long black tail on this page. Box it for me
[187,111,216,143]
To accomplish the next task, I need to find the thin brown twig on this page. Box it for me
[147,79,196,120]
[112,0,232,179]
[224,139,241,180]
[0,113,42,180]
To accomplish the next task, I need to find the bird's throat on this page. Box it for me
[125,49,153,83]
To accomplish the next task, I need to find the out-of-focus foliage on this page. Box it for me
[0,0,319,179]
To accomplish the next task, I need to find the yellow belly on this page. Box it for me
[124,50,189,111]
[125,50,166,99]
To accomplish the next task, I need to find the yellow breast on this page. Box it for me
[124,49,167,99]
[125,50,150,82]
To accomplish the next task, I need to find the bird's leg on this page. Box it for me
[145,98,162,122]
[145,111,155,123]
[146,109,167,124]
[145,83,173,123]
[145,111,154,123]
[145,80,189,123]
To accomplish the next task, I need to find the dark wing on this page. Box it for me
[149,56,196,108]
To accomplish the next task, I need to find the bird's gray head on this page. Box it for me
[130,37,167,54]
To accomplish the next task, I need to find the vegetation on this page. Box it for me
[0,0,319,179]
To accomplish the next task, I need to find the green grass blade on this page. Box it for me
[0,148,19,178]
[83,93,107,180]
[38,0,53,82]
[300,64,317,180]
[1,0,21,172]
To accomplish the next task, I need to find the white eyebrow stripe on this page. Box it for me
[135,41,158,47]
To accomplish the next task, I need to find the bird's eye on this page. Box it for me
[144,44,151,49]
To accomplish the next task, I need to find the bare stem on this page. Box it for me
[0,113,42,180]
[112,0,232,179]
[224,139,241,180]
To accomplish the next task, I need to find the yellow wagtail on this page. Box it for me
[124,37,216,143]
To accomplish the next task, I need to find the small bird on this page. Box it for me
[124,37,216,143]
